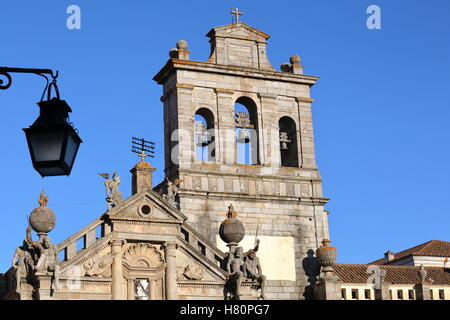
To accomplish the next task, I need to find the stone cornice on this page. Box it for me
[296,97,314,103]
[153,59,319,86]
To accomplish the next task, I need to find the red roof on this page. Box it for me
[369,240,450,265]
[334,263,450,285]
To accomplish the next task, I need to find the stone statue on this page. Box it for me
[226,246,244,300]
[163,177,183,207]
[26,226,60,292]
[11,240,34,292]
[98,171,123,210]
[242,239,267,299]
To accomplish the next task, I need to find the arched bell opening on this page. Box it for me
[194,108,215,162]
[235,97,259,165]
[279,116,299,168]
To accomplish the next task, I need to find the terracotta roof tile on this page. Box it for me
[334,263,450,285]
[369,240,450,265]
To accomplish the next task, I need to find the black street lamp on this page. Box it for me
[0,67,82,177]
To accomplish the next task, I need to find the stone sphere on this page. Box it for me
[219,218,245,244]
[169,48,178,58]
[29,206,56,234]
[280,63,291,72]
[290,55,301,65]
[176,40,188,50]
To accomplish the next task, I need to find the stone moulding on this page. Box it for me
[153,59,319,86]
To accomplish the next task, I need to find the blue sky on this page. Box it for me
[0,1,449,271]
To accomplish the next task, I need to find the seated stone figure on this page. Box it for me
[11,241,34,292]
[26,226,60,292]
[243,239,267,299]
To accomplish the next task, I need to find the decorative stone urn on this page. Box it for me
[316,239,337,274]
[29,190,56,237]
[219,204,245,247]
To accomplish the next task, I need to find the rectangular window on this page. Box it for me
[389,290,393,300]
[198,241,206,255]
[134,279,150,300]
[364,289,371,300]
[430,289,434,300]
[397,290,403,300]
[351,289,358,300]
[439,289,445,300]
[408,290,414,300]
[341,289,347,300]
[181,228,189,242]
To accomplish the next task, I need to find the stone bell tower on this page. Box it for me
[153,20,329,299]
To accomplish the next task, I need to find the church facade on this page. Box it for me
[1,19,448,301]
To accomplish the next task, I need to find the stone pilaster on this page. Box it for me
[258,93,277,167]
[374,282,391,300]
[111,239,126,300]
[313,273,342,300]
[295,97,316,168]
[163,242,178,300]
[414,283,432,300]
[214,88,235,165]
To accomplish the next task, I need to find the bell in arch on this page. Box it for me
[195,121,210,146]
[279,131,291,150]
[197,132,210,146]
[237,128,250,143]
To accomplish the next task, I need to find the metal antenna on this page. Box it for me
[131,137,155,162]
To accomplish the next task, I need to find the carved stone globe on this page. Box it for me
[219,204,245,245]
[29,191,56,235]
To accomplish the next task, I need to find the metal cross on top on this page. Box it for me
[231,8,244,24]
[132,137,155,162]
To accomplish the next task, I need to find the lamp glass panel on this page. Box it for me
[37,167,67,176]
[64,133,79,168]
[29,132,64,161]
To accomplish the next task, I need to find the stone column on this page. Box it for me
[163,242,178,300]
[111,239,125,300]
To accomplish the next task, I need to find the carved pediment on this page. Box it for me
[206,23,270,42]
[108,190,187,222]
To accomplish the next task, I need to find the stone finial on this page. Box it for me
[176,40,190,60]
[29,190,56,236]
[176,40,188,50]
[290,55,301,65]
[290,55,303,74]
[419,264,427,283]
[227,204,238,219]
[38,190,48,207]
[169,48,178,58]
[316,239,337,275]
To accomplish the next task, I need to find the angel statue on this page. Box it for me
[163,177,183,208]
[98,171,123,210]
